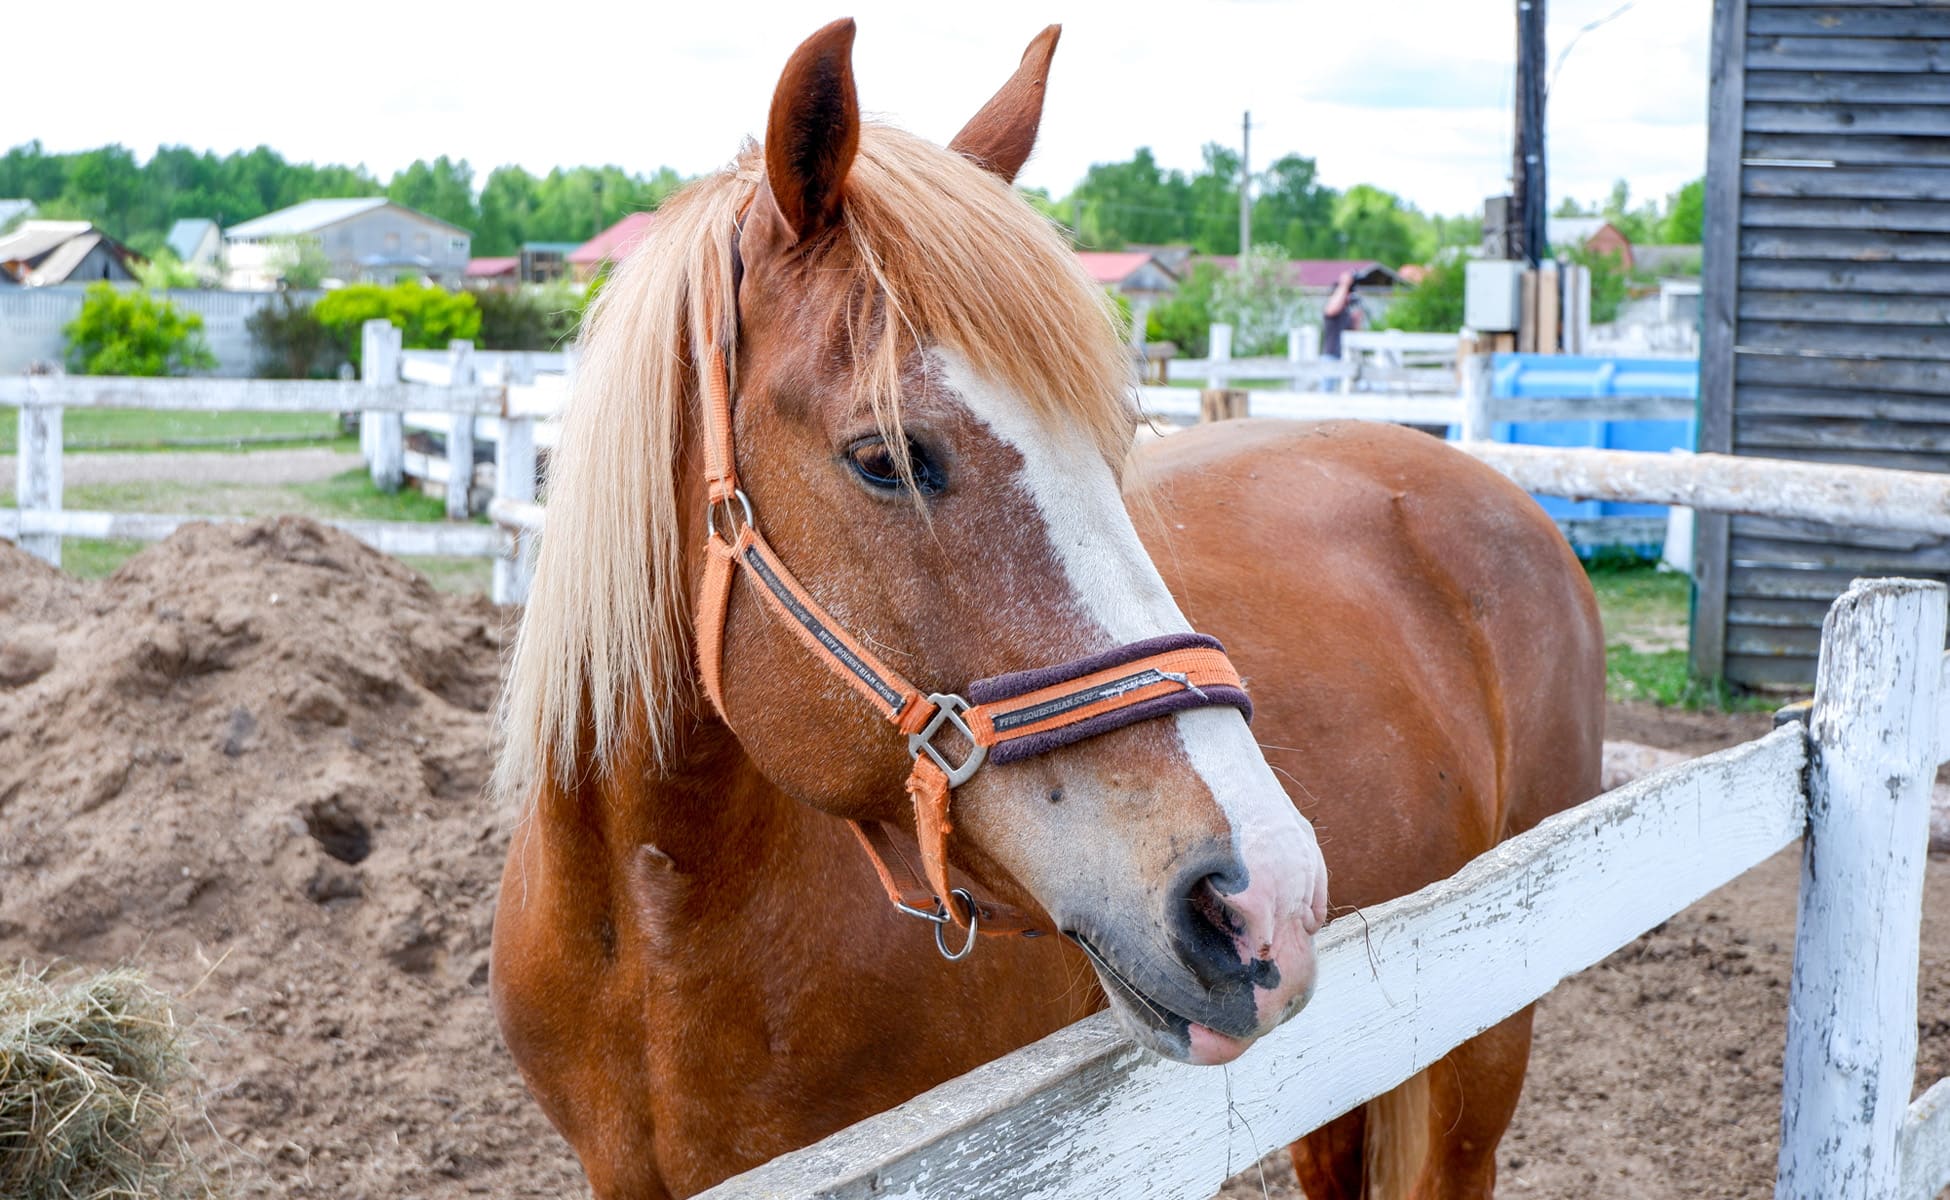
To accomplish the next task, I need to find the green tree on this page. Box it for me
[131,251,201,290]
[1212,244,1307,355]
[1332,185,1418,267]
[388,156,479,232]
[1377,260,1466,332]
[269,237,332,288]
[1659,178,1705,244]
[1068,147,1178,249]
[1253,154,1337,258]
[63,284,217,376]
[477,165,539,256]
[1145,261,1224,356]
[1564,245,1629,322]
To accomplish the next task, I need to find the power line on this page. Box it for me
[1548,0,1640,97]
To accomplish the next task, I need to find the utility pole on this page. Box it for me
[1239,110,1252,256]
[1512,0,1547,266]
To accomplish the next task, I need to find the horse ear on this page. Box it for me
[948,25,1061,184]
[757,18,861,244]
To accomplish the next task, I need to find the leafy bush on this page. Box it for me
[131,251,201,290]
[62,284,217,376]
[1146,261,1223,356]
[1562,246,1629,323]
[473,282,586,351]
[1378,260,1465,332]
[247,293,343,378]
[269,236,332,288]
[1212,244,1308,355]
[314,282,481,367]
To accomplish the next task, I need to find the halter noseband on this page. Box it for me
[692,228,1251,961]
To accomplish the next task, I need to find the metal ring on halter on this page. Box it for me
[934,889,979,961]
[705,488,754,541]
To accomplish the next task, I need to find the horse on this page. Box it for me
[490,20,1605,1200]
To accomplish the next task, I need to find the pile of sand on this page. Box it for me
[0,520,583,1198]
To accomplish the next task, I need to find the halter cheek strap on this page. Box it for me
[692,289,1251,958]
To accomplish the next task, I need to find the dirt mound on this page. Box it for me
[0,519,583,1198]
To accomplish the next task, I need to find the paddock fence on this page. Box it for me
[693,578,1950,1200]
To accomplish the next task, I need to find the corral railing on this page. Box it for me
[2,319,560,604]
[694,579,1950,1200]
[1167,328,1462,393]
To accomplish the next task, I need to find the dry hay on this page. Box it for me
[0,965,207,1199]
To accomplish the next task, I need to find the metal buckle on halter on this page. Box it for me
[908,693,987,787]
[892,888,980,961]
[704,488,754,541]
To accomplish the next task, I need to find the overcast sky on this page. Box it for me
[15,0,1710,218]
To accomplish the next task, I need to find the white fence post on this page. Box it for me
[493,411,537,606]
[361,320,404,492]
[444,340,476,520]
[1460,354,1494,442]
[15,393,62,566]
[1205,323,1232,390]
[1776,578,1947,1198]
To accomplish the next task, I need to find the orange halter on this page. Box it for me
[692,249,1251,960]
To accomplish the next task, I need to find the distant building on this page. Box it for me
[465,256,521,290]
[166,218,223,269]
[1547,217,1634,269]
[0,220,138,286]
[0,199,35,234]
[568,212,657,281]
[223,198,471,289]
[520,241,580,284]
[1633,243,1702,277]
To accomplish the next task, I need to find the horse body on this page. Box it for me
[495,415,1603,1198]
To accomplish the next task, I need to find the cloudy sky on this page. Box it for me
[17,0,1710,218]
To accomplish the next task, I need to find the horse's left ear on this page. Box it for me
[949,25,1061,184]
[756,18,861,245]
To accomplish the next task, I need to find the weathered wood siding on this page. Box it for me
[1699,0,1950,686]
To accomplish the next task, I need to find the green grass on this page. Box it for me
[0,405,348,453]
[290,468,455,523]
[1585,559,1779,712]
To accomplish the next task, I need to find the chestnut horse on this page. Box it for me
[491,19,1603,1200]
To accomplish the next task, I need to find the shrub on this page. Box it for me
[473,282,585,351]
[1146,261,1223,357]
[1378,260,1465,332]
[247,293,343,378]
[62,284,217,376]
[314,282,482,367]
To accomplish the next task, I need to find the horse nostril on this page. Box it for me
[1189,875,1240,940]
[1167,861,1252,988]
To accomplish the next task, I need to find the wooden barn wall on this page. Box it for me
[1698,0,1950,687]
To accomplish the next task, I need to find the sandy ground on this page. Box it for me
[3,522,1943,1199]
[0,447,360,489]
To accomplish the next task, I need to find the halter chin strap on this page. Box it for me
[691,286,1251,957]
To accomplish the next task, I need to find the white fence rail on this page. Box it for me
[1168,328,1462,393]
[6,319,543,602]
[699,579,1950,1200]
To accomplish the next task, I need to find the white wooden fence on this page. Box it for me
[1168,328,1462,393]
[2,320,555,604]
[696,579,1950,1199]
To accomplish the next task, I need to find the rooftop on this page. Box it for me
[1075,251,1164,285]
[226,197,390,239]
[569,212,657,265]
[0,220,96,264]
[466,256,521,277]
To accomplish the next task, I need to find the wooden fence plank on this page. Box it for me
[1740,257,1950,294]
[1736,385,1950,423]
[0,508,508,557]
[1742,227,1950,261]
[1735,351,1950,396]
[1730,566,1918,602]
[1732,533,1950,572]
[1736,414,1950,453]
[700,729,1809,1200]
[1699,0,1749,685]
[1726,653,1825,687]
[1729,624,1825,658]
[1746,71,1950,106]
[0,374,503,415]
[1746,101,1950,136]
[492,418,538,605]
[1746,34,1950,72]
[1749,7,1950,37]
[1744,164,1950,202]
[1735,318,1950,360]
[445,341,476,520]
[1738,290,1950,326]
[1901,1075,1950,1200]
[1457,443,1950,537]
[1776,580,1945,1198]
[1742,196,1950,232]
[1744,132,1950,167]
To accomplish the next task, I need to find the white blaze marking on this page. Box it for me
[935,351,1324,912]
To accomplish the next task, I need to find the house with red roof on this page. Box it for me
[569,212,658,282]
[464,256,520,289]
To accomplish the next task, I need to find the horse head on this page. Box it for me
[517,19,1329,1066]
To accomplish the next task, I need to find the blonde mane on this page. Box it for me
[497,124,1138,801]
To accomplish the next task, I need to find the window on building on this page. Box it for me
[384,232,400,252]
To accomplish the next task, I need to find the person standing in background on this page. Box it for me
[1320,270,1364,391]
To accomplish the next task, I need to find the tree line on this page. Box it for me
[1,140,1703,276]
[0,142,687,259]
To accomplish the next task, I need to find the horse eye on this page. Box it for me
[847,438,945,496]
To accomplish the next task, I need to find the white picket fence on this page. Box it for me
[2,319,555,604]
[1168,328,1463,394]
[694,578,1950,1199]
